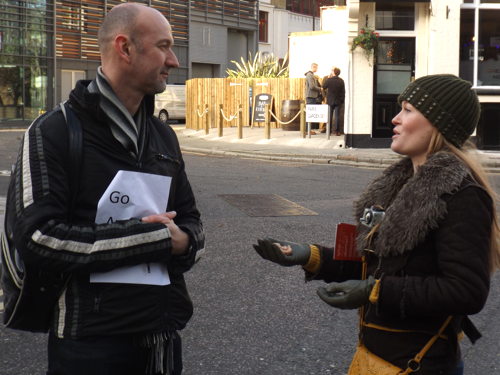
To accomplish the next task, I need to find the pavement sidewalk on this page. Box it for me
[2,125,500,172]
[173,125,500,172]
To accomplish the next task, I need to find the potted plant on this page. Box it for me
[226,52,289,78]
[351,27,380,63]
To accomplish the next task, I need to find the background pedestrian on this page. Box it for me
[322,67,345,136]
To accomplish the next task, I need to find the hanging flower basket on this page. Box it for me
[351,27,380,62]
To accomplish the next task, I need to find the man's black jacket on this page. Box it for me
[6,80,204,339]
[322,76,345,106]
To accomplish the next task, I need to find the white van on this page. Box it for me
[154,84,186,124]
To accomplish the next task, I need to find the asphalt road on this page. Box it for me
[1,147,499,374]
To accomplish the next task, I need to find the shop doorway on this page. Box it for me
[476,103,500,150]
[372,38,415,138]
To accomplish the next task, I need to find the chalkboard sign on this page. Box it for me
[252,93,274,123]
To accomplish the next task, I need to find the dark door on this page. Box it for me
[476,103,500,150]
[372,38,415,138]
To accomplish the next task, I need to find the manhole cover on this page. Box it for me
[219,194,318,217]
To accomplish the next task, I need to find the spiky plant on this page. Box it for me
[226,52,289,78]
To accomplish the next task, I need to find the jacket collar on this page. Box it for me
[69,79,155,120]
[354,152,471,257]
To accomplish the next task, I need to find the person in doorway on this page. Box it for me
[322,66,345,136]
[254,74,499,375]
[305,62,322,134]
[4,3,204,374]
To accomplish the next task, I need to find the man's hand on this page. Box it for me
[142,211,189,255]
[316,276,376,310]
[253,238,311,267]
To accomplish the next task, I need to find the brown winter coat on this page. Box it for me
[310,152,493,374]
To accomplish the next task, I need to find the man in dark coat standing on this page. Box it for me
[305,63,322,132]
[3,3,204,374]
[322,67,345,136]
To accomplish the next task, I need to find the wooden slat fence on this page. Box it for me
[186,78,306,130]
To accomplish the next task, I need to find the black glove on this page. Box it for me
[253,238,311,267]
[316,276,376,309]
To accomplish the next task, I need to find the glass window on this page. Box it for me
[462,0,500,3]
[377,39,415,65]
[376,39,415,95]
[460,4,500,89]
[286,0,336,17]
[0,66,21,116]
[459,9,474,84]
[0,64,48,121]
[259,11,268,43]
[0,28,22,56]
[24,65,48,119]
[287,0,303,13]
[478,9,500,86]
[376,3,415,31]
[0,1,51,121]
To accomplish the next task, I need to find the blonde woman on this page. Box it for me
[254,74,500,375]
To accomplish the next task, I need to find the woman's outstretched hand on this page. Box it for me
[253,238,311,266]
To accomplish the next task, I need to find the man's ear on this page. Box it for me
[114,34,132,62]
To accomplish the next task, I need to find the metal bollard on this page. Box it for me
[327,116,331,141]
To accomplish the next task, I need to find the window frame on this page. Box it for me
[461,0,500,91]
[259,11,268,43]
[375,2,415,31]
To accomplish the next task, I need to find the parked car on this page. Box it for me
[154,84,185,123]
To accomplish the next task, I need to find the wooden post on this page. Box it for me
[204,104,209,135]
[300,102,306,138]
[218,104,224,137]
[238,104,243,139]
[264,104,271,140]
[197,105,201,130]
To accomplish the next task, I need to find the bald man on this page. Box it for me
[4,3,204,374]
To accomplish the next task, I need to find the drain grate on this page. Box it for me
[219,194,318,217]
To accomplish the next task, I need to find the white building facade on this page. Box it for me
[288,0,500,149]
[257,0,322,60]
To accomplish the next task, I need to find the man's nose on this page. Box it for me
[166,50,179,69]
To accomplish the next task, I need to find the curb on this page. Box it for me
[180,146,398,169]
[180,145,500,173]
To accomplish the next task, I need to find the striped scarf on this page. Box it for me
[88,67,145,157]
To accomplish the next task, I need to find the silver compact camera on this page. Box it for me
[360,205,385,228]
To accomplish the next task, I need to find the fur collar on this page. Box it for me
[354,152,471,257]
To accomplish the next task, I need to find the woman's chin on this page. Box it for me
[390,142,404,155]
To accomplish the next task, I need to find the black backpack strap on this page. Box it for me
[462,316,482,344]
[60,101,82,222]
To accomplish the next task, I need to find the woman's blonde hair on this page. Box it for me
[427,129,500,273]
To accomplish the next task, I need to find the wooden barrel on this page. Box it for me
[281,99,302,131]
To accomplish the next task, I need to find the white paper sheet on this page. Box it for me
[90,170,172,285]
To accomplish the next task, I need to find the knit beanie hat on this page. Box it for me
[397,74,481,147]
